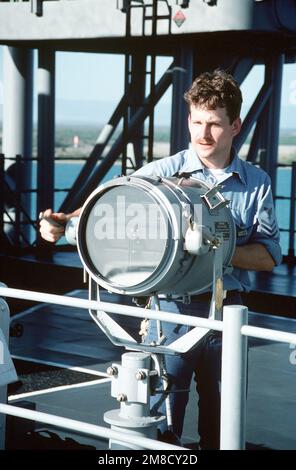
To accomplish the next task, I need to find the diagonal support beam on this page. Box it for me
[59,93,128,213]
[230,57,254,86]
[246,111,265,163]
[234,81,272,152]
[61,60,175,212]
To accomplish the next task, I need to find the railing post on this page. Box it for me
[288,161,296,262]
[0,294,12,449]
[220,305,248,450]
[15,154,22,249]
[104,351,165,449]
[0,154,4,237]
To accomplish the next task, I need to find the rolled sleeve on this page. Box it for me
[252,176,282,265]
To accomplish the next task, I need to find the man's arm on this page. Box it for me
[232,171,282,273]
[39,208,81,243]
[231,243,275,271]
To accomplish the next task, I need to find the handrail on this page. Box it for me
[0,403,184,450]
[288,161,296,260]
[274,161,296,262]
[0,156,295,257]
[1,286,296,450]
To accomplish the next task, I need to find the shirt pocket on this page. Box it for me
[231,207,256,246]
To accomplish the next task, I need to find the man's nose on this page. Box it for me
[199,123,211,139]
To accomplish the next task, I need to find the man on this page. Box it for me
[40,70,282,449]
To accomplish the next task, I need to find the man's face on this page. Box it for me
[188,105,241,165]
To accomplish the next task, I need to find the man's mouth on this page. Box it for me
[198,141,214,147]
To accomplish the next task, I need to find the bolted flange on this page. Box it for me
[107,366,118,376]
[116,393,127,402]
[135,370,147,381]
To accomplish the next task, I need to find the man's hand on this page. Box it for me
[39,208,82,243]
[39,208,68,243]
[232,243,275,271]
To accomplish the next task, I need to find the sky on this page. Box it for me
[0,47,295,127]
[51,52,295,108]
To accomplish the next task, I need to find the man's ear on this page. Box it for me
[188,113,191,128]
[231,117,242,137]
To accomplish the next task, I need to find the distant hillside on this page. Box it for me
[0,119,294,163]
[55,102,296,130]
[241,105,296,131]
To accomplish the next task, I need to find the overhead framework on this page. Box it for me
[0,0,295,260]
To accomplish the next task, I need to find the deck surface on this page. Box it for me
[7,289,296,450]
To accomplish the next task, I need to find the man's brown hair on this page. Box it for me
[184,70,243,124]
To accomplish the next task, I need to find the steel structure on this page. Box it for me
[0,0,295,259]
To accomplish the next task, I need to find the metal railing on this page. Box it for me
[0,154,38,249]
[288,162,296,260]
[0,153,89,249]
[0,153,295,261]
[275,161,296,263]
[1,285,296,450]
[117,0,173,37]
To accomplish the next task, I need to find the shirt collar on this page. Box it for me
[227,148,247,186]
[181,146,247,186]
[179,146,204,173]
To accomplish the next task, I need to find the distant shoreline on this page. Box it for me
[54,142,296,165]
[54,159,122,165]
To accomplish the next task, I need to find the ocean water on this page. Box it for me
[31,162,295,255]
[275,167,295,255]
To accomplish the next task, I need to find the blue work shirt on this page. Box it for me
[134,147,282,292]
